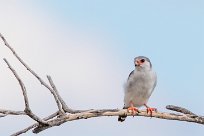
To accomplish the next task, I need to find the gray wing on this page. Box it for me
[151,71,157,94]
[118,71,135,122]
[127,70,134,80]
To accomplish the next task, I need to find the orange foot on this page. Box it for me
[127,101,139,116]
[127,106,139,115]
[144,104,157,117]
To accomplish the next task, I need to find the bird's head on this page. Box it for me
[134,56,152,71]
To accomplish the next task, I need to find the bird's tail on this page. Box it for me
[118,115,127,122]
[118,105,127,122]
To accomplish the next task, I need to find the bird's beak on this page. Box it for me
[135,60,141,67]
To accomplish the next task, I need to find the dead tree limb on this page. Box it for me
[0,33,203,136]
[0,33,74,114]
[34,108,204,133]
[0,109,25,117]
[47,75,65,115]
[3,58,48,125]
[11,111,59,136]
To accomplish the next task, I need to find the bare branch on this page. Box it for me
[47,75,65,114]
[0,109,25,117]
[46,75,76,113]
[11,124,38,136]
[166,105,198,116]
[32,108,204,133]
[3,58,47,125]
[0,33,51,90]
[0,33,75,113]
[11,111,59,136]
[3,59,30,109]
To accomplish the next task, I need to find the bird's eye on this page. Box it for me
[140,59,145,63]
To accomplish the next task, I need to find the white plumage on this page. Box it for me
[118,56,157,122]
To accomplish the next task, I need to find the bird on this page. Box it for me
[118,56,157,122]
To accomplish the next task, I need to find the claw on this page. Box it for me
[146,107,157,116]
[127,101,139,116]
[128,107,139,115]
[144,104,157,117]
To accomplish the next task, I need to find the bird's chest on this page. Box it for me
[124,72,154,107]
[127,72,153,95]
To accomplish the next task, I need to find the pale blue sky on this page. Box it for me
[0,0,203,136]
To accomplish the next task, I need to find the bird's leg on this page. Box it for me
[127,101,139,116]
[144,104,157,116]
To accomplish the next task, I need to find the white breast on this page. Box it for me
[124,70,156,108]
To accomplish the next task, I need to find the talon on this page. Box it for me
[146,107,157,116]
[127,101,139,116]
[144,104,157,117]
[127,107,139,115]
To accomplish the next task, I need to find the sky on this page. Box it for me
[0,0,203,135]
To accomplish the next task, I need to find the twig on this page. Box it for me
[47,75,65,114]
[11,111,59,136]
[3,58,47,125]
[166,105,197,116]
[0,33,75,113]
[46,75,76,113]
[0,109,25,116]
